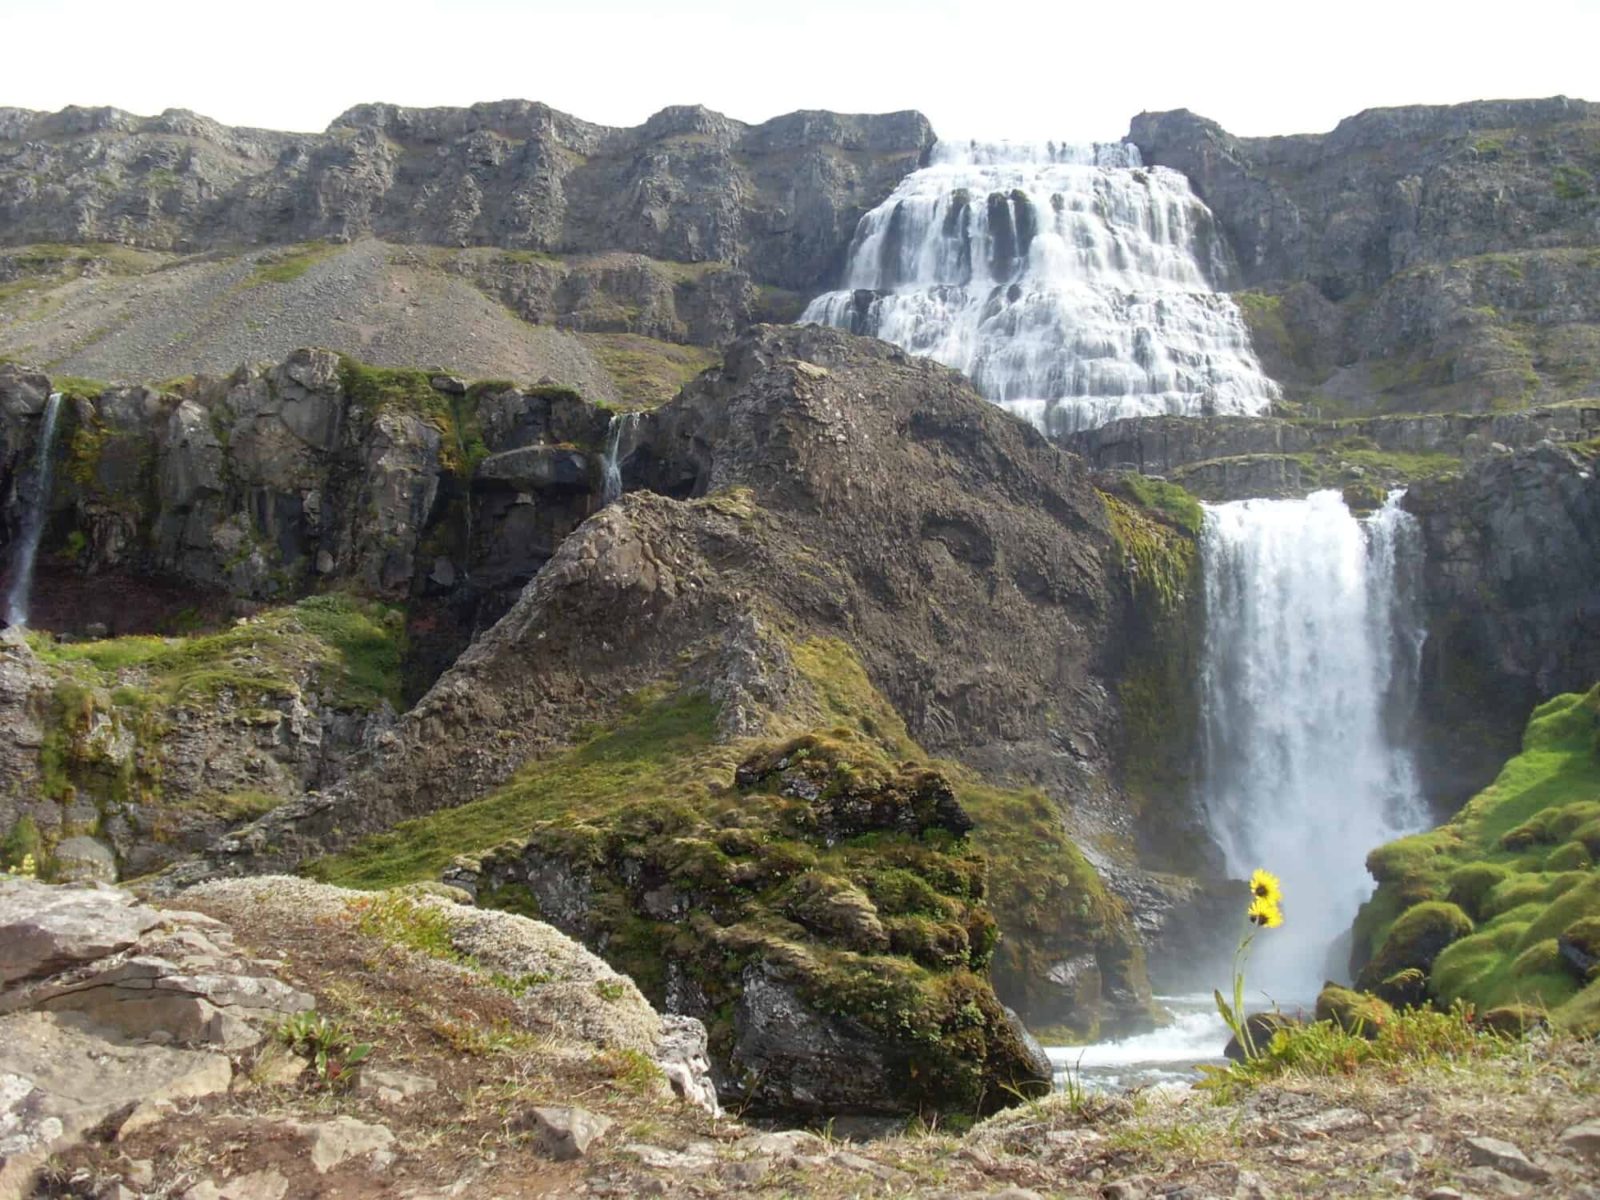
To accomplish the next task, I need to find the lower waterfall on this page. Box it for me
[3,390,64,629]
[1198,489,1429,1000]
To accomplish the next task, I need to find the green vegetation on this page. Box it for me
[581,333,719,409]
[1232,290,1310,373]
[1100,482,1201,615]
[310,636,1138,1111]
[338,357,489,476]
[277,1011,373,1083]
[1097,478,1205,868]
[1199,1003,1512,1097]
[24,594,406,815]
[247,242,338,286]
[1553,165,1595,201]
[1351,685,1600,1033]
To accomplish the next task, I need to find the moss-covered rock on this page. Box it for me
[1314,984,1394,1037]
[1372,968,1429,1010]
[5,594,402,877]
[1479,1004,1549,1036]
[1357,902,1474,991]
[309,639,1139,1118]
[1350,685,1600,1033]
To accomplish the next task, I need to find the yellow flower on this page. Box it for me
[1250,868,1283,907]
[1248,896,1284,929]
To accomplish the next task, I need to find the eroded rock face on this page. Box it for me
[0,878,313,1197]
[1065,404,1600,501]
[209,325,1123,865]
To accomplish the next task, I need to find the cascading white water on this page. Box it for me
[3,391,64,628]
[801,139,1278,435]
[1199,490,1430,1001]
[600,412,639,506]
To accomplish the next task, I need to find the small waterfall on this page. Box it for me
[1199,490,1429,1000]
[3,391,64,629]
[600,412,639,506]
[801,139,1278,435]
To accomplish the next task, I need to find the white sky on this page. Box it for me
[5,0,1598,142]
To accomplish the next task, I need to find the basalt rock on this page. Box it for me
[0,101,933,297]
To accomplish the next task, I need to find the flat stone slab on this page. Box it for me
[0,880,161,987]
[0,1011,232,1197]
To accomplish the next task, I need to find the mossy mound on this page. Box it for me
[1356,902,1474,991]
[1315,983,1394,1037]
[1351,685,1600,1033]
[310,637,1145,1117]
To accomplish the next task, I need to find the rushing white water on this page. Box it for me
[3,391,64,628]
[801,139,1278,435]
[1049,995,1229,1092]
[600,412,639,506]
[1199,490,1430,1000]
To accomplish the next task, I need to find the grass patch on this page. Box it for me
[1201,1003,1511,1097]
[23,594,406,812]
[581,333,718,409]
[247,242,337,286]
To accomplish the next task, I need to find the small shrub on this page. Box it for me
[277,1012,372,1083]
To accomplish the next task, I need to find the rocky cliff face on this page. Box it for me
[0,101,932,293]
[1130,98,1600,415]
[0,101,931,393]
[1404,440,1600,807]
[0,355,622,690]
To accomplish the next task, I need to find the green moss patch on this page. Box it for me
[1352,684,1600,1033]
[246,242,337,286]
[338,357,489,476]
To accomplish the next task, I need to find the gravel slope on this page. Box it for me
[0,240,622,398]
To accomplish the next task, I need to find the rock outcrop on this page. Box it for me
[210,324,1124,860]
[0,877,311,1197]
[1065,402,1600,501]
[0,873,723,1198]
[1131,98,1600,414]
[169,325,1162,1080]
[1405,441,1600,805]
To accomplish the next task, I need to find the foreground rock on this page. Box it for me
[0,874,724,1198]
[0,878,310,1197]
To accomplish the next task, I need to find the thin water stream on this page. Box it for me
[3,391,64,628]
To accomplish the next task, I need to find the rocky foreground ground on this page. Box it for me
[2,876,1596,1200]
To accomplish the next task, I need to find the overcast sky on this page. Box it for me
[6,0,1598,142]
